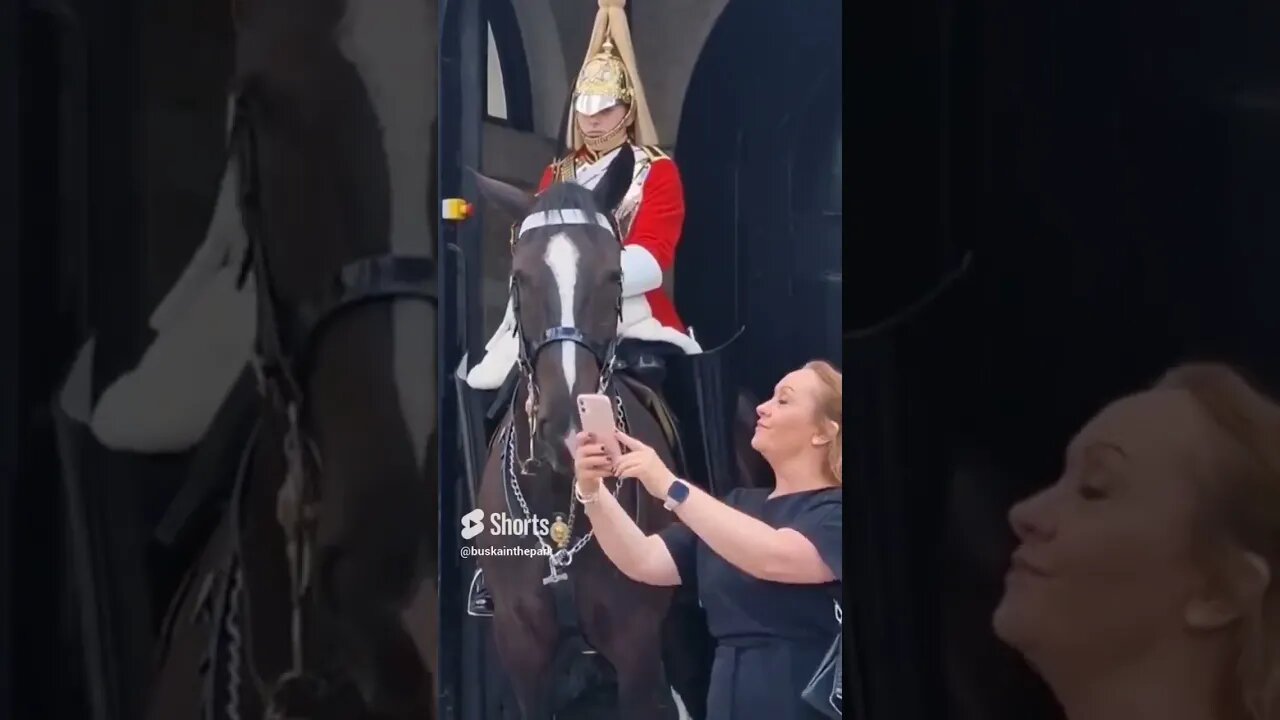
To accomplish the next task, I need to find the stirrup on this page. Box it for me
[467,568,494,617]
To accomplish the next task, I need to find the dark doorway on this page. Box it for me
[675,0,847,403]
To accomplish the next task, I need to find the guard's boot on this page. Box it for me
[467,568,494,617]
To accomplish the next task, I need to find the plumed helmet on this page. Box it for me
[566,0,660,152]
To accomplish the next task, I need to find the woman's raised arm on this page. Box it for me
[580,487,683,586]
[574,432,685,586]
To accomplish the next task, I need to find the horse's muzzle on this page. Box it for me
[532,421,577,476]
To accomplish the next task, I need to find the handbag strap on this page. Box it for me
[827,579,843,624]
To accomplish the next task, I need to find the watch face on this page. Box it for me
[669,480,689,501]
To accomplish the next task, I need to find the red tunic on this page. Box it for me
[537,147,688,334]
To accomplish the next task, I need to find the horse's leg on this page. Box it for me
[588,609,674,720]
[490,585,558,720]
[576,567,677,720]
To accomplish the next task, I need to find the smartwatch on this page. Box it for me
[663,478,691,511]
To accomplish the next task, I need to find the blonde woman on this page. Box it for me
[572,360,844,719]
[994,363,1280,720]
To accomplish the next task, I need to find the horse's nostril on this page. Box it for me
[536,436,568,464]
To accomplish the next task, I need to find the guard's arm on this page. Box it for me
[620,158,683,297]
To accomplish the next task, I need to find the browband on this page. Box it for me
[518,209,614,238]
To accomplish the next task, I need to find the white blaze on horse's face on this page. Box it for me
[544,233,582,400]
[337,0,437,472]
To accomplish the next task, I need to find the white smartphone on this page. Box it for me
[577,393,621,461]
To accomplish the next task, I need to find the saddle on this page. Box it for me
[615,372,690,484]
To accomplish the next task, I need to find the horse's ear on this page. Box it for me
[467,167,535,221]
[591,148,635,214]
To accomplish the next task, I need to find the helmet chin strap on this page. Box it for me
[580,104,635,157]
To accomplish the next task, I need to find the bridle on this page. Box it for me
[502,205,630,584]
[507,208,624,472]
[227,88,438,717]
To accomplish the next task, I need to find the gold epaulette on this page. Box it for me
[553,153,577,183]
[640,145,670,162]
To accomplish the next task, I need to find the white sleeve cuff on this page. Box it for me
[621,246,663,297]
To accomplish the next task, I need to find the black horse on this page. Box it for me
[144,1,439,718]
[466,150,697,720]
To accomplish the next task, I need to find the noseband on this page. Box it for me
[508,208,623,471]
[228,91,438,716]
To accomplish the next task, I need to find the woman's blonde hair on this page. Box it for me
[805,360,843,484]
[1154,362,1280,719]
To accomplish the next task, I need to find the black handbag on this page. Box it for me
[801,598,843,717]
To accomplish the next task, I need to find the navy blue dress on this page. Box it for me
[659,487,843,720]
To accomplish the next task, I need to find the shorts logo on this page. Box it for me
[461,507,485,540]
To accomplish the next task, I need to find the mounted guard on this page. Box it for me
[463,2,701,397]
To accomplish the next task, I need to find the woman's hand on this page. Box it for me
[614,431,677,500]
[572,431,612,495]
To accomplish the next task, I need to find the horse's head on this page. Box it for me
[231,0,437,461]
[226,0,438,716]
[473,150,635,474]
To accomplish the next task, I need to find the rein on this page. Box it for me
[227,89,438,717]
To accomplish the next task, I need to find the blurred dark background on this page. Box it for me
[3,0,232,718]
[849,0,1280,718]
